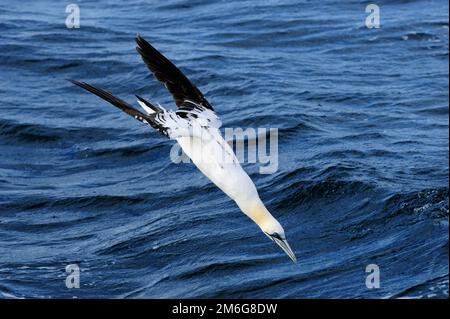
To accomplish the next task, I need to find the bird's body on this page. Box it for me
[177,134,254,202]
[71,36,296,262]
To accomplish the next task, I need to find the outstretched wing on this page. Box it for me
[69,80,170,137]
[135,35,214,111]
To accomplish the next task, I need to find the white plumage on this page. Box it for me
[71,35,296,263]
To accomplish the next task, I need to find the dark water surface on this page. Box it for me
[0,0,448,298]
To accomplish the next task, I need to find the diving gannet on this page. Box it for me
[70,35,296,263]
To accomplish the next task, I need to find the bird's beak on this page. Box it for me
[272,237,297,263]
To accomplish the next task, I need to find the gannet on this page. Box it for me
[70,35,296,263]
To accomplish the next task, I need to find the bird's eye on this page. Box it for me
[270,232,282,240]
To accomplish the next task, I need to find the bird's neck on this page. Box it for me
[239,199,276,230]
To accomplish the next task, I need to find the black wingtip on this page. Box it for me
[69,80,142,117]
[69,79,91,91]
[135,34,147,49]
[135,36,152,58]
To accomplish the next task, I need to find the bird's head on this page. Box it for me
[261,217,297,263]
[242,200,297,263]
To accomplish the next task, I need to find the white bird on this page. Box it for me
[71,35,296,263]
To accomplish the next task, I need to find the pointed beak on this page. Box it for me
[272,237,297,263]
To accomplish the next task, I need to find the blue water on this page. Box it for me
[0,0,448,299]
